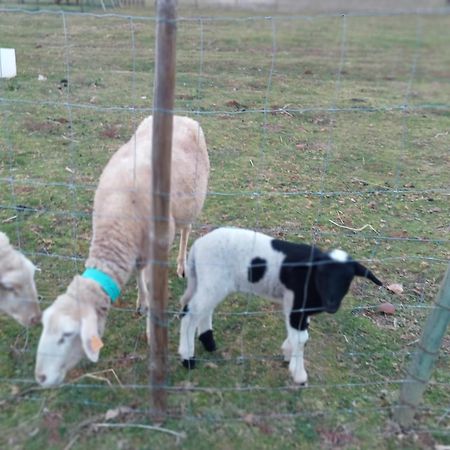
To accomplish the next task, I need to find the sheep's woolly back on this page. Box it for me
[86,115,209,288]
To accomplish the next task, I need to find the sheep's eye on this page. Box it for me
[0,284,16,293]
[57,332,74,345]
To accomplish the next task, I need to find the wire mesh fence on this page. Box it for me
[0,4,449,449]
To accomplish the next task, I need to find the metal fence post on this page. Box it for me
[394,264,450,428]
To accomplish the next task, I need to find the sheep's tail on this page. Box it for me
[180,242,197,308]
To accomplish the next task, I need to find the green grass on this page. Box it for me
[0,4,449,450]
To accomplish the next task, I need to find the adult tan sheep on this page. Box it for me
[0,231,40,327]
[35,115,210,387]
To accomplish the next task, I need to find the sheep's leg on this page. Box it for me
[136,267,152,345]
[281,338,292,362]
[179,287,227,367]
[176,224,191,278]
[136,268,149,316]
[287,326,309,385]
[281,291,294,362]
[179,308,216,368]
[197,312,216,352]
[179,307,198,369]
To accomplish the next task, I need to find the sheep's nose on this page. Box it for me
[30,313,42,326]
[36,373,46,385]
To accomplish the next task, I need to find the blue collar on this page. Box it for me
[82,268,121,302]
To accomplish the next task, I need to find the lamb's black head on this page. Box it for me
[314,250,383,313]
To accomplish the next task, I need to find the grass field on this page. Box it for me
[0,3,449,449]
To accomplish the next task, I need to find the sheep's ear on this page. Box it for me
[0,232,10,247]
[23,257,37,276]
[0,273,16,291]
[80,310,103,362]
[354,262,383,286]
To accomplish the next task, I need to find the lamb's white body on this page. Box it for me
[181,228,287,305]
[179,228,308,383]
[0,232,40,327]
[35,116,210,387]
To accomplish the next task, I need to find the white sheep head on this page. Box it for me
[35,277,106,388]
[0,233,41,326]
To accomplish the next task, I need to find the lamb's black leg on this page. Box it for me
[198,329,216,352]
[182,358,196,369]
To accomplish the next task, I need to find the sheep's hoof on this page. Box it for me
[136,304,148,316]
[293,378,308,387]
[198,330,216,352]
[176,265,186,278]
[182,358,196,369]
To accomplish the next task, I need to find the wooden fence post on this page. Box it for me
[394,264,450,428]
[148,0,177,420]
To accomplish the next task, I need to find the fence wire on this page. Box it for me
[0,5,449,448]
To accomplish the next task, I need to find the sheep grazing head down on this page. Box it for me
[0,232,41,327]
[35,276,107,388]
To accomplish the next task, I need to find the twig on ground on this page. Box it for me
[329,219,379,234]
[70,369,124,388]
[2,215,17,223]
[64,418,186,450]
[92,423,186,440]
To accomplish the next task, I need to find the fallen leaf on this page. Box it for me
[105,406,133,421]
[226,99,248,110]
[243,413,257,425]
[225,99,241,109]
[204,362,219,369]
[386,283,404,295]
[377,302,396,315]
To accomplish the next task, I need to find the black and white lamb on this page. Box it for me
[178,227,383,384]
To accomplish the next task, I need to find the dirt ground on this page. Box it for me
[180,0,449,14]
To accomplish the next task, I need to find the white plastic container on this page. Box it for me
[0,48,17,79]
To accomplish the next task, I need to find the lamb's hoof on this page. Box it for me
[198,330,216,352]
[293,378,308,386]
[182,358,196,369]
